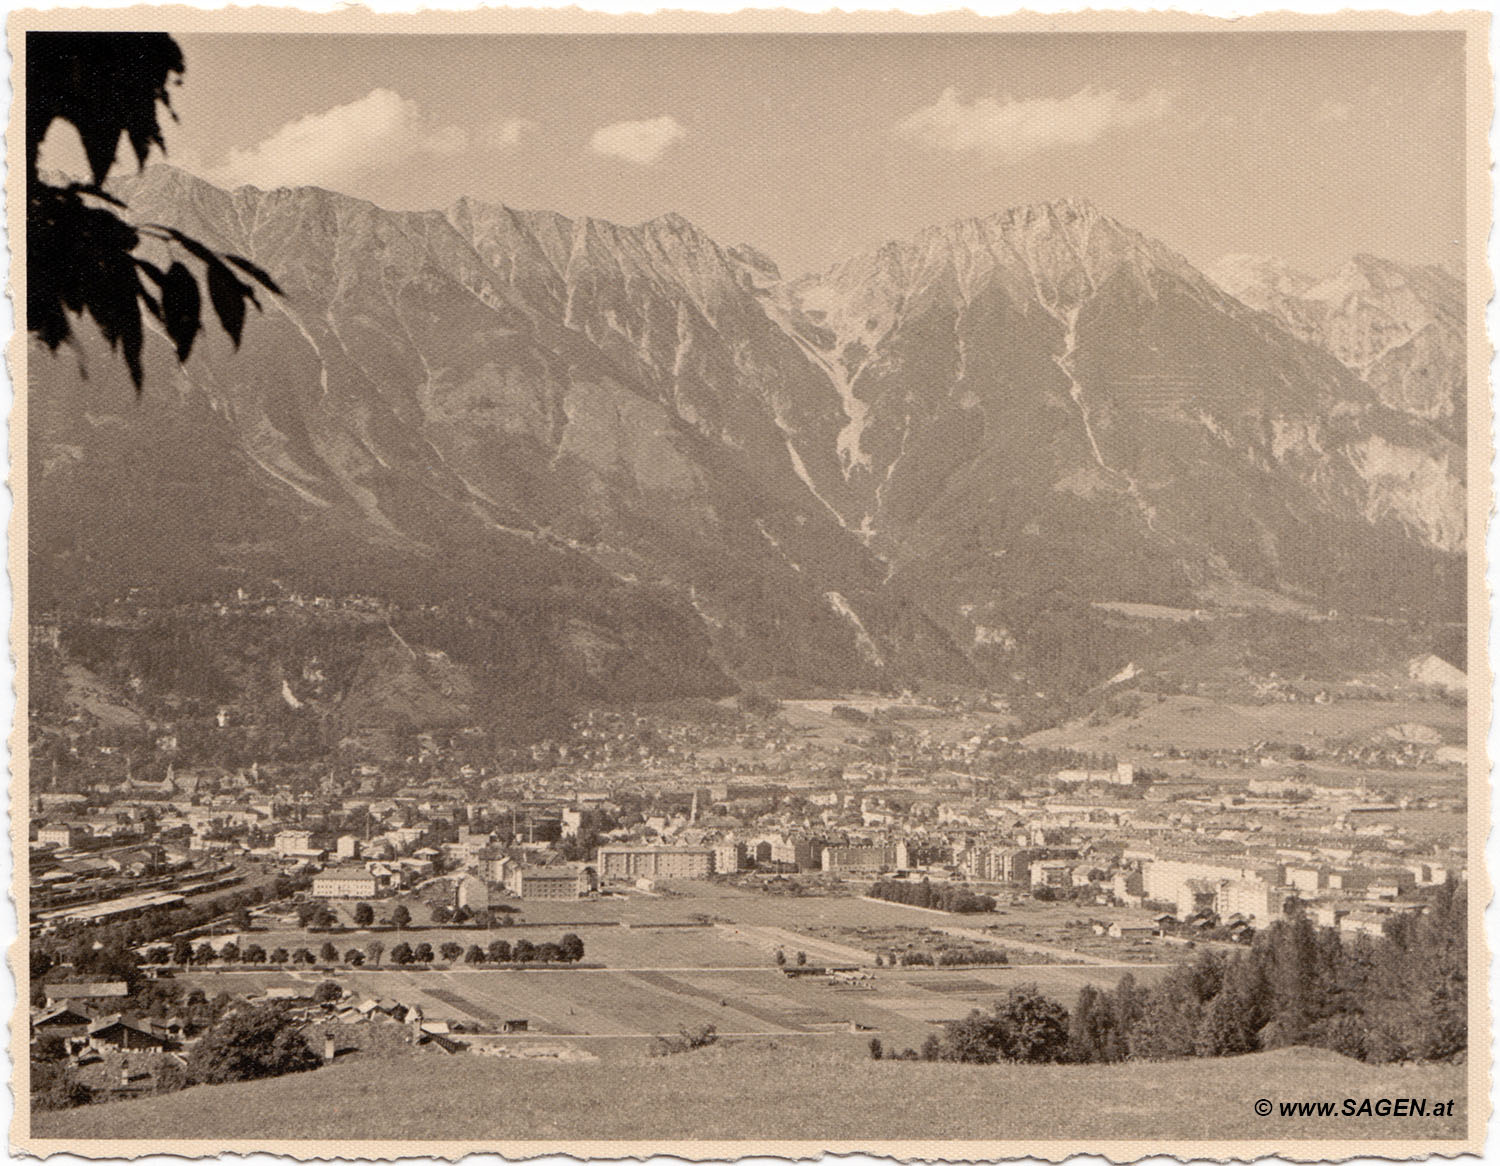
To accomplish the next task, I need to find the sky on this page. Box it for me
[42,31,1469,278]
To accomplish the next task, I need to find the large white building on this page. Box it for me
[274,829,321,859]
[505,863,594,899]
[1054,762,1138,786]
[1144,856,1282,924]
[713,840,746,873]
[453,872,489,912]
[312,869,379,899]
[597,845,714,882]
[37,824,85,849]
[820,842,908,873]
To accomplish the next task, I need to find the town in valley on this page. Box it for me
[29,581,1467,1107]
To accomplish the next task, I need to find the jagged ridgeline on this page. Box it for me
[30,166,1465,709]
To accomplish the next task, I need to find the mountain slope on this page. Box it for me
[771,202,1463,656]
[30,166,967,693]
[28,169,1465,706]
[1207,252,1466,440]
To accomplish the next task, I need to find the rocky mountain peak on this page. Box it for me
[30,168,1466,705]
[1208,248,1465,438]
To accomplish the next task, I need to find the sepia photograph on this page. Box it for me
[9,8,1490,1158]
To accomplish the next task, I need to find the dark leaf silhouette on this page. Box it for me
[26,32,184,186]
[206,256,253,348]
[224,254,284,297]
[159,260,202,361]
[26,31,280,389]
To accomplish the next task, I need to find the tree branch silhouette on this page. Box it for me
[26,32,281,390]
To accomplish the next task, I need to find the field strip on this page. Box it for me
[847,901,1117,965]
[716,923,874,965]
[629,970,807,1032]
[471,1029,854,1040]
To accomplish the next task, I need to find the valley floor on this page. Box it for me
[27,1044,1468,1145]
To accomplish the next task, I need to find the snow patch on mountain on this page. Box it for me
[824,591,885,667]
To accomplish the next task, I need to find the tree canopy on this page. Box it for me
[185,1002,320,1085]
[26,31,280,389]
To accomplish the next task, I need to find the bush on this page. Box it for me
[736,689,781,718]
[652,1024,719,1056]
[153,1059,189,1095]
[937,984,1071,1064]
[186,1002,321,1085]
[32,1061,93,1111]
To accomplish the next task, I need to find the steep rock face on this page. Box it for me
[1207,252,1465,439]
[771,202,1463,651]
[29,170,1465,700]
[30,166,966,691]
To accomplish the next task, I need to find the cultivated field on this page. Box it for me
[775,696,1019,746]
[173,883,1177,1054]
[1023,692,1465,755]
[30,1044,1469,1142]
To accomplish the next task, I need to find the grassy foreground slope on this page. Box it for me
[31,1045,1467,1142]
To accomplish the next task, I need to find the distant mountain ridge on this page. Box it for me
[28,166,1466,698]
[1206,251,1465,440]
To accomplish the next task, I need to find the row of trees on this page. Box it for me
[879,888,1466,1066]
[876,945,1008,967]
[31,875,313,1005]
[141,933,586,968]
[868,878,997,914]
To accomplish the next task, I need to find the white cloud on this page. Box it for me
[894,86,1174,164]
[210,88,469,191]
[588,115,687,165]
[480,117,539,151]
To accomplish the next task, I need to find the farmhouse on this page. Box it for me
[44,981,130,1005]
[32,1004,94,1036]
[87,1015,170,1052]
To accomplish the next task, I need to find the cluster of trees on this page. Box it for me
[878,890,1466,1066]
[141,933,586,968]
[183,1002,322,1086]
[876,944,1008,968]
[297,901,492,931]
[869,878,996,914]
[31,876,312,1005]
[1065,890,1466,1065]
[33,994,318,1111]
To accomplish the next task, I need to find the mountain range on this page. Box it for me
[29,165,1466,702]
